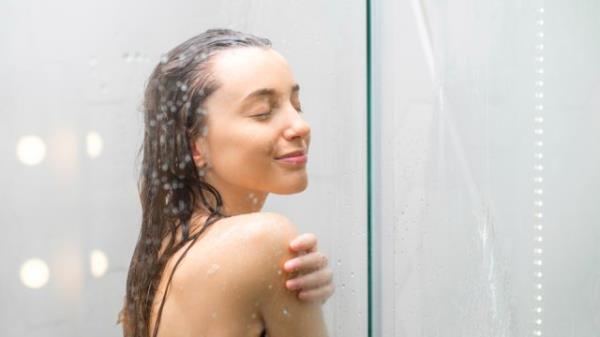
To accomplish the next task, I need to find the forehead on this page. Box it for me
[209,47,295,103]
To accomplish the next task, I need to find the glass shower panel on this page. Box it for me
[0,1,367,336]
[373,0,600,336]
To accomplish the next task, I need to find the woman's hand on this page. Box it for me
[283,233,335,304]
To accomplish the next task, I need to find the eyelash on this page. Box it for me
[253,104,302,120]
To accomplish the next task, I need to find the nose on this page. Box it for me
[283,107,311,141]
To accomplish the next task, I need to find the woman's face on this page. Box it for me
[193,47,311,208]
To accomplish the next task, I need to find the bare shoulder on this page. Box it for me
[169,211,299,290]
[235,211,301,247]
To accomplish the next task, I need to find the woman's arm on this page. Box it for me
[249,213,329,337]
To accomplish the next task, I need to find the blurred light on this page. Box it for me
[16,135,46,166]
[20,258,50,289]
[86,131,103,158]
[90,249,109,278]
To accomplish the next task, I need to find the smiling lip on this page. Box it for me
[275,150,306,159]
[276,154,307,165]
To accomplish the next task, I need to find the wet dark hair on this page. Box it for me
[118,28,272,337]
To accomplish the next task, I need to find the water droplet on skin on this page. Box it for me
[211,312,217,319]
[268,284,273,290]
[251,313,257,319]
[207,264,220,275]
[277,270,282,275]
[282,308,289,316]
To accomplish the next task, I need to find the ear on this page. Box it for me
[190,136,208,168]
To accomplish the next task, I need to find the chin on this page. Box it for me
[273,179,308,195]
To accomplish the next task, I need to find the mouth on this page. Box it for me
[275,154,307,165]
[275,149,306,159]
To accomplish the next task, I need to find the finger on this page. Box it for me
[283,251,328,273]
[286,268,333,291]
[297,283,335,303]
[289,233,317,253]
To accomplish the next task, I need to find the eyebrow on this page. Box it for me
[242,84,300,103]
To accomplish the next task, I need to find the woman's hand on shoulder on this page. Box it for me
[283,233,335,304]
[249,212,328,337]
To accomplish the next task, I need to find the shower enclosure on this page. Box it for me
[1,0,598,336]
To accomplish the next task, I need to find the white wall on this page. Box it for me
[0,1,367,336]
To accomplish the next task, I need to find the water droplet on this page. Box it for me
[282,308,289,316]
[268,284,273,290]
[134,52,143,62]
[160,54,169,64]
[207,264,220,275]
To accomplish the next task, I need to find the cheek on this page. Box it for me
[208,129,275,172]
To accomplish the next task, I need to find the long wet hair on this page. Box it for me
[118,28,272,337]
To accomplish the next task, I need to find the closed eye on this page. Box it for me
[253,111,272,120]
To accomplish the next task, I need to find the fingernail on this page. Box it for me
[284,261,296,270]
[286,280,297,289]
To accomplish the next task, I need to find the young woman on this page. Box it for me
[119,29,333,337]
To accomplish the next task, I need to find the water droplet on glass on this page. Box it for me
[123,53,134,63]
